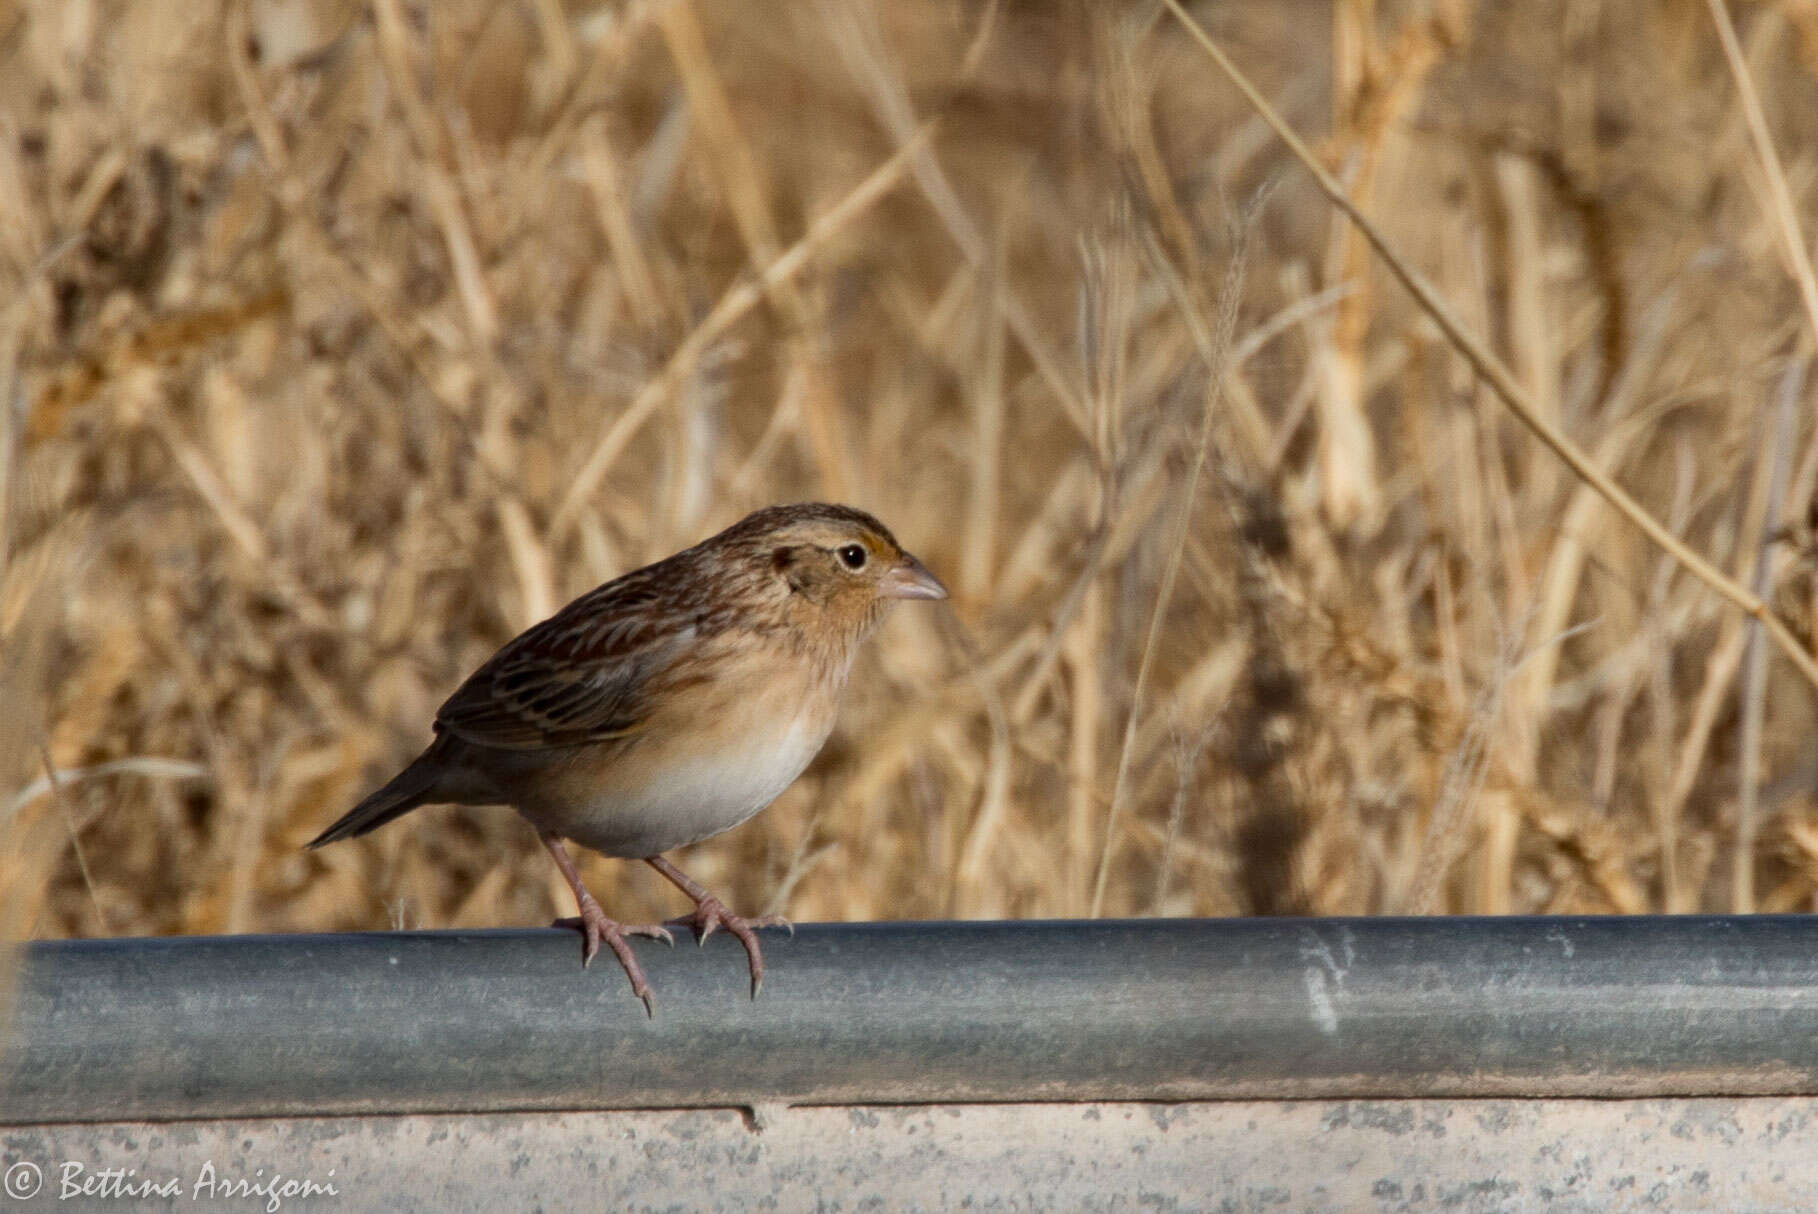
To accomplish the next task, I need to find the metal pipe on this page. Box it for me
[6,916,1818,1123]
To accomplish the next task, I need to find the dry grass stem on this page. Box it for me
[1736,355,1803,909]
[550,124,933,536]
[1707,0,1818,350]
[1163,0,1818,691]
[1092,223,1248,918]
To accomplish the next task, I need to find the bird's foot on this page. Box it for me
[667,897,793,999]
[553,896,674,1016]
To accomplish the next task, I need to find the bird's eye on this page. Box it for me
[837,543,868,570]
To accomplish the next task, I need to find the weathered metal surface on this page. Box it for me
[8,917,1818,1124]
[5,1099,1816,1212]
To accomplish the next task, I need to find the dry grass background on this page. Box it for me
[4,0,1818,952]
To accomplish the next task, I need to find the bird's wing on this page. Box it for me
[433,572,701,751]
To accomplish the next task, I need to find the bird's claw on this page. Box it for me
[666,897,792,999]
[552,901,671,1016]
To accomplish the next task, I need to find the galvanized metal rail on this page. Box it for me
[8,915,1818,1120]
[7,917,1818,1210]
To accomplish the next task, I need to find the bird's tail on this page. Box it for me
[307,744,445,848]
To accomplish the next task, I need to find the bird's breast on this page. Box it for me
[522,669,840,858]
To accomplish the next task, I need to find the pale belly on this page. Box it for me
[512,712,832,858]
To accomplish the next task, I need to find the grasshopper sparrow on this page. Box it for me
[310,503,947,1011]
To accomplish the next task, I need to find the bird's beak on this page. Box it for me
[880,553,948,601]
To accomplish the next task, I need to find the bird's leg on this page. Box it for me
[645,854,793,999]
[540,833,673,1014]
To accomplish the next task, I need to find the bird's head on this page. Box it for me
[713,502,947,646]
